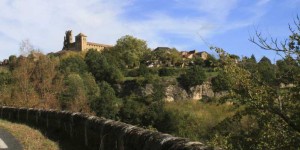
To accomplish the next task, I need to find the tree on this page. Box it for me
[59,73,91,112]
[210,17,300,149]
[31,55,61,109]
[250,54,257,63]
[59,55,88,74]
[276,56,300,84]
[211,71,232,92]
[146,48,181,67]
[85,49,124,84]
[8,55,17,71]
[204,54,217,68]
[90,81,121,119]
[177,66,207,90]
[0,72,12,105]
[257,58,277,85]
[119,80,165,127]
[113,35,150,68]
[11,55,38,107]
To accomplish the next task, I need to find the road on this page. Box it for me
[0,128,22,150]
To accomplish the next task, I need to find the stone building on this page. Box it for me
[62,30,112,52]
[181,50,208,60]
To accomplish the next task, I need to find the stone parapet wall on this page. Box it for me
[0,106,211,150]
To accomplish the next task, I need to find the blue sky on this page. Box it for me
[0,0,299,61]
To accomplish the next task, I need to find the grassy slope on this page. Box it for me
[0,66,8,73]
[0,119,59,150]
[164,101,236,141]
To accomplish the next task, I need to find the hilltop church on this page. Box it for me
[62,30,112,52]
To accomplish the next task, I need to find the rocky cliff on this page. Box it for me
[120,80,226,102]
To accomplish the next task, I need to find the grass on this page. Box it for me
[0,66,8,73]
[0,119,59,150]
[206,71,218,78]
[164,101,236,141]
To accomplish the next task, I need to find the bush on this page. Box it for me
[211,72,231,92]
[126,65,158,77]
[158,67,177,76]
[177,66,207,90]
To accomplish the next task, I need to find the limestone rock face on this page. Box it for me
[165,85,189,102]
[121,80,227,102]
[163,81,216,101]
[139,84,154,96]
[189,85,203,100]
[199,81,215,98]
[189,82,214,101]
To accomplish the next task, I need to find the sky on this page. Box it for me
[0,0,299,61]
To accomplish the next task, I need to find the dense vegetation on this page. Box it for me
[0,18,300,149]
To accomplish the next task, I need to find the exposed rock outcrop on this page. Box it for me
[120,80,227,102]
[165,85,189,102]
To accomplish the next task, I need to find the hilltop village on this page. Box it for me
[0,27,296,150]
[61,30,209,67]
[1,30,210,67]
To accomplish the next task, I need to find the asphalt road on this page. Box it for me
[0,128,22,150]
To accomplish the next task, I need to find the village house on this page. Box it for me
[181,50,208,60]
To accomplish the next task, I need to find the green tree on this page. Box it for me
[276,56,300,84]
[210,18,300,149]
[85,49,124,84]
[59,55,88,74]
[257,56,277,85]
[59,74,86,110]
[204,54,217,68]
[0,72,12,86]
[90,81,121,119]
[250,54,257,63]
[146,48,181,66]
[211,71,232,92]
[113,35,150,68]
[119,78,166,127]
[177,66,207,90]
[8,55,17,71]
[240,55,258,73]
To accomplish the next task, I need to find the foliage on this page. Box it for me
[90,81,121,119]
[211,71,232,92]
[276,56,300,84]
[144,48,181,67]
[177,66,207,90]
[30,55,61,109]
[112,35,150,68]
[161,101,236,141]
[210,17,300,149]
[85,49,124,84]
[257,57,277,85]
[119,79,166,128]
[240,55,258,73]
[59,73,89,112]
[204,54,217,68]
[59,55,88,74]
[8,55,17,71]
[193,57,205,66]
[0,72,12,86]
[158,67,178,76]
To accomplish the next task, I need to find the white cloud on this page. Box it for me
[0,0,132,59]
[0,0,271,60]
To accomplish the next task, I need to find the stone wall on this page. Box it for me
[0,106,212,150]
